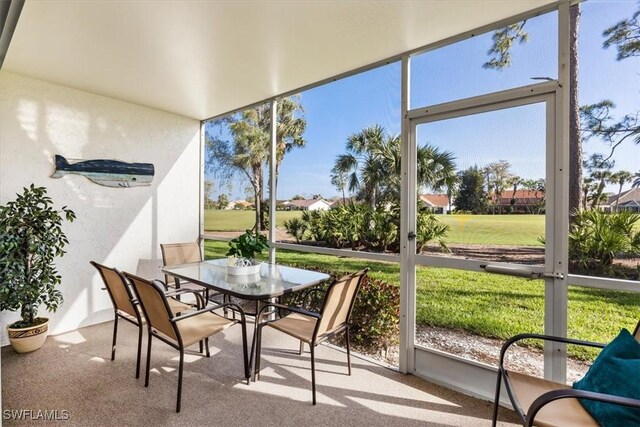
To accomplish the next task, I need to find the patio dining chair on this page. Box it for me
[160,242,205,292]
[254,268,369,405]
[491,321,640,427]
[161,242,227,305]
[124,272,250,413]
[90,261,203,379]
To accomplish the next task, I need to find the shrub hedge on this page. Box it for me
[280,265,399,352]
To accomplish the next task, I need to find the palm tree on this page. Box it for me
[273,96,307,182]
[582,176,597,210]
[254,95,307,230]
[583,153,614,210]
[330,166,349,204]
[633,171,640,188]
[333,125,456,208]
[609,170,634,212]
[228,114,270,231]
[483,160,513,214]
[417,145,457,192]
[506,175,522,212]
[334,125,392,208]
[589,169,613,210]
[206,97,306,231]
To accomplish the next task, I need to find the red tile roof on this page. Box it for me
[419,194,449,207]
[495,189,544,205]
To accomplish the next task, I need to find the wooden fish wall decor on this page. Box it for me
[51,155,154,188]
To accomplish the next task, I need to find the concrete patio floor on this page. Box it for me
[2,320,520,426]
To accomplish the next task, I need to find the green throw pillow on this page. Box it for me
[573,328,640,427]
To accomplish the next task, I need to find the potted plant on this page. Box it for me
[0,185,75,353]
[225,229,268,275]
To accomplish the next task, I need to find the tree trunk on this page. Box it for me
[591,179,606,210]
[258,168,267,231]
[370,187,377,210]
[616,182,624,213]
[569,4,583,221]
[22,242,35,325]
[21,303,36,326]
[268,147,285,232]
[252,165,262,233]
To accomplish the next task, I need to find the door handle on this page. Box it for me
[481,264,564,280]
[408,231,417,241]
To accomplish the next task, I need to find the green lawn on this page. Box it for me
[204,239,639,360]
[204,209,302,231]
[205,209,545,246]
[438,214,544,246]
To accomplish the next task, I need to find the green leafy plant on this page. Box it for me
[360,205,398,252]
[416,208,450,253]
[569,209,640,277]
[282,217,307,243]
[0,185,76,328]
[349,274,400,351]
[294,203,449,253]
[226,229,269,260]
[281,266,399,352]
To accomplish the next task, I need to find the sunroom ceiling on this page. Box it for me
[3,0,556,120]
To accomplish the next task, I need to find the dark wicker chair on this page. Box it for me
[492,321,640,427]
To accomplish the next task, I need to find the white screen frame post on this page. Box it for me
[399,54,416,374]
[545,0,571,383]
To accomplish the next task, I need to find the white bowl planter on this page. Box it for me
[226,257,261,276]
[225,273,262,286]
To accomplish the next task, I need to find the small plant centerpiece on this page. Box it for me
[0,185,75,353]
[225,229,268,275]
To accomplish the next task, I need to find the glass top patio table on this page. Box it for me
[161,259,330,300]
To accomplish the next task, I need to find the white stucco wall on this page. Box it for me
[309,200,331,211]
[0,72,201,345]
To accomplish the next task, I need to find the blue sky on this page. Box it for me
[207,0,639,200]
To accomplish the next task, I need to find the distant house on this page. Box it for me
[419,194,451,214]
[275,199,290,210]
[600,188,640,213]
[494,189,545,213]
[329,197,359,208]
[227,200,254,210]
[284,199,331,211]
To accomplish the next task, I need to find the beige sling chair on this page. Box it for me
[124,272,249,413]
[160,242,229,308]
[91,261,202,379]
[254,269,369,405]
[492,321,640,427]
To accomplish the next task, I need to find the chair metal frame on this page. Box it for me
[254,269,369,405]
[492,321,640,427]
[124,272,250,413]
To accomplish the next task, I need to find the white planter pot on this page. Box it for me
[7,318,49,353]
[225,273,262,285]
[226,261,261,276]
